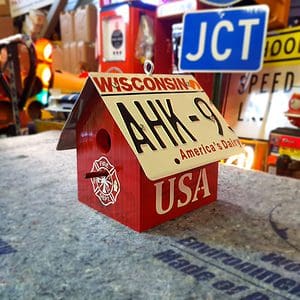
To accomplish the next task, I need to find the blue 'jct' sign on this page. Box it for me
[179,5,269,73]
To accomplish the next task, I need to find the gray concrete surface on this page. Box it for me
[0,130,300,299]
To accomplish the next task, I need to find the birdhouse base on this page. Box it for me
[78,160,218,232]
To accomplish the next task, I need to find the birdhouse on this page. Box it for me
[57,72,243,232]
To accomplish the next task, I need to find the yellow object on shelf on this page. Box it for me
[52,70,86,94]
[34,119,65,133]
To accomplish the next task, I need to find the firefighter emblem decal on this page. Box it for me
[90,156,120,206]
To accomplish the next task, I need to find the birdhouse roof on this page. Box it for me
[57,72,243,180]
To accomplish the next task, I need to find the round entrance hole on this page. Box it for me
[96,128,111,153]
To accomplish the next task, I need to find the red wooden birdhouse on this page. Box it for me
[57,72,243,232]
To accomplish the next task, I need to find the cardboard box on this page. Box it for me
[74,4,97,42]
[0,0,10,16]
[52,43,63,71]
[62,42,71,72]
[76,41,97,73]
[0,16,14,39]
[61,41,97,74]
[57,73,243,232]
[60,10,75,42]
[69,41,78,74]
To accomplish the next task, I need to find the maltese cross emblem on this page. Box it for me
[90,156,120,206]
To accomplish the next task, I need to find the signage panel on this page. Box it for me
[223,26,300,140]
[179,5,269,72]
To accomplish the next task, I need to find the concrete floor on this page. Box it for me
[0,131,300,299]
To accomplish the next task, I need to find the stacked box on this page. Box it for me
[74,4,97,42]
[69,41,78,74]
[0,0,10,16]
[52,43,64,71]
[0,16,14,39]
[59,5,98,74]
[60,11,75,42]
[76,41,98,73]
[62,42,71,72]
[0,0,14,39]
[60,10,75,73]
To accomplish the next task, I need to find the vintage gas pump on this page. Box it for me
[99,1,156,73]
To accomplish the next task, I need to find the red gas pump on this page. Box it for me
[99,1,215,98]
[99,1,156,73]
